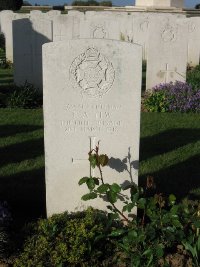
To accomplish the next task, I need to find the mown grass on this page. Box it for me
[139,113,200,200]
[0,109,45,224]
[0,68,14,86]
[0,109,200,224]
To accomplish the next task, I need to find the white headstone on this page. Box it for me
[146,17,187,90]
[53,14,84,41]
[0,11,29,62]
[43,39,142,216]
[135,0,184,8]
[80,12,131,41]
[13,18,52,90]
[186,18,200,67]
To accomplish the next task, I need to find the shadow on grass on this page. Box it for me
[0,78,13,84]
[0,167,46,224]
[0,124,43,138]
[0,73,13,78]
[139,153,200,200]
[140,128,200,161]
[0,138,44,167]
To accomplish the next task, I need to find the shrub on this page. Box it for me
[144,81,200,113]
[7,82,42,109]
[0,0,23,11]
[14,208,120,267]
[72,0,101,6]
[100,1,112,6]
[0,34,5,51]
[187,64,200,91]
[78,144,200,266]
[0,58,13,69]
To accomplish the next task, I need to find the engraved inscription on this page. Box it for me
[92,25,107,38]
[61,103,122,134]
[140,20,149,32]
[161,25,176,42]
[69,47,115,98]
[188,22,196,33]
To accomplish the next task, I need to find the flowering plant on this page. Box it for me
[144,81,200,113]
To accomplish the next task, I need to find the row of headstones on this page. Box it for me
[0,10,200,91]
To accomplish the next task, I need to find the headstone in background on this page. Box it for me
[146,16,187,90]
[80,12,132,40]
[53,13,84,41]
[43,39,142,216]
[0,11,29,62]
[186,17,200,67]
[13,18,52,90]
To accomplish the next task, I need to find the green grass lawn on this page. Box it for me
[0,68,14,86]
[0,109,200,224]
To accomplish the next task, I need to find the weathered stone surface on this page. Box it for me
[43,39,142,216]
[146,16,187,89]
[135,0,184,8]
[53,13,84,41]
[185,18,200,67]
[0,11,29,62]
[13,18,52,90]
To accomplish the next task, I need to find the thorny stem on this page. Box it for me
[95,142,129,223]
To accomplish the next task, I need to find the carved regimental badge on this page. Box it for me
[69,47,115,98]
[161,24,177,42]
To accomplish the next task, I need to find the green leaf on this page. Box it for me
[193,220,200,228]
[155,244,164,258]
[81,192,97,201]
[99,154,109,167]
[108,212,119,220]
[111,183,121,193]
[107,190,117,204]
[109,229,126,237]
[86,178,96,190]
[89,154,97,168]
[172,219,182,228]
[138,198,146,209]
[78,177,89,185]
[97,183,110,193]
[169,194,176,205]
[128,230,137,239]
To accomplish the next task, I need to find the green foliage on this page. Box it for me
[0,58,13,69]
[7,82,42,109]
[187,64,200,91]
[100,1,112,6]
[0,0,23,11]
[0,34,5,51]
[79,144,200,266]
[14,208,119,267]
[71,0,112,6]
[144,90,168,112]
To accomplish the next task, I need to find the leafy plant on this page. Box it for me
[79,143,200,266]
[7,82,42,109]
[0,34,5,51]
[0,58,13,69]
[187,65,200,91]
[144,81,200,113]
[0,0,23,11]
[14,208,120,267]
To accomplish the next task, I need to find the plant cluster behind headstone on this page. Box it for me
[72,0,112,6]
[0,0,23,11]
